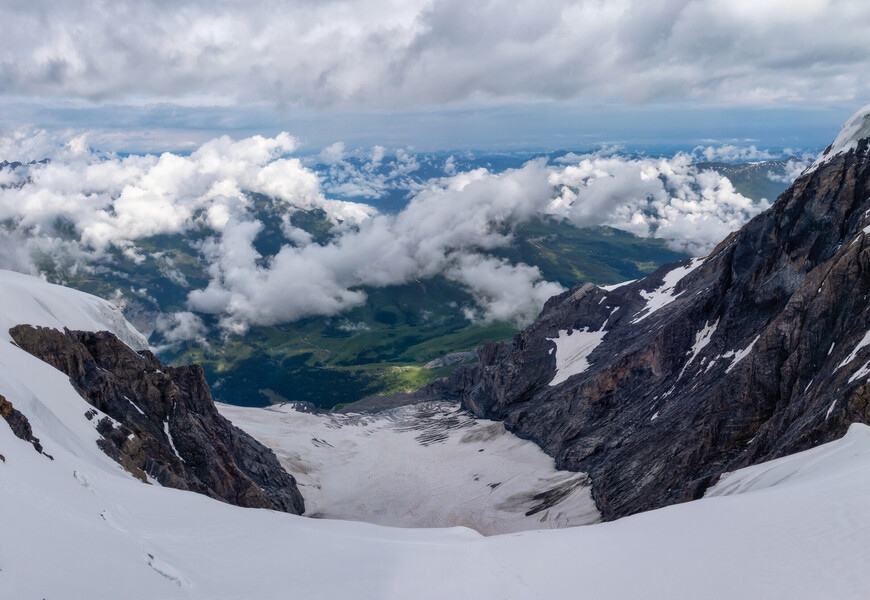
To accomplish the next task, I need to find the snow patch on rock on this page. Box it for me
[679,318,719,379]
[632,258,704,323]
[848,360,870,384]
[548,327,608,386]
[724,335,760,373]
[837,330,870,371]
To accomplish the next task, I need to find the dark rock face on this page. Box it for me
[0,394,50,458]
[9,326,304,515]
[423,138,870,521]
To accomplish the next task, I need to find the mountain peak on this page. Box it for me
[809,102,870,172]
[419,113,870,520]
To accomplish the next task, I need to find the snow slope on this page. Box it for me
[2,268,870,599]
[0,269,148,350]
[218,401,599,534]
[810,102,870,171]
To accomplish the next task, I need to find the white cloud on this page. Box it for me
[548,152,768,255]
[337,320,371,332]
[1,1,869,110]
[768,157,813,183]
[443,155,456,176]
[692,145,778,163]
[318,146,424,201]
[187,159,559,331]
[154,311,209,349]
[319,142,346,165]
[0,132,768,334]
[446,254,564,325]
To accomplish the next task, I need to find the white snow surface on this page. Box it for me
[848,360,870,384]
[724,334,760,373]
[632,257,704,323]
[600,278,636,290]
[218,402,599,534]
[837,330,870,370]
[809,103,870,172]
[3,268,870,598]
[0,268,148,350]
[679,318,719,379]
[547,326,608,386]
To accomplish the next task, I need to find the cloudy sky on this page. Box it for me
[1,0,868,335]
[2,0,869,152]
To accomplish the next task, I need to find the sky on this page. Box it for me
[1,0,869,335]
[1,0,869,153]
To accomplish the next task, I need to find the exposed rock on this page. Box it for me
[0,394,49,457]
[337,391,436,413]
[283,401,318,414]
[9,326,304,514]
[422,121,870,521]
[424,351,478,369]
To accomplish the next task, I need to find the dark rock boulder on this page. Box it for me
[421,120,870,521]
[9,325,304,515]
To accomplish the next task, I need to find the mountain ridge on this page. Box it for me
[9,324,305,514]
[413,106,870,520]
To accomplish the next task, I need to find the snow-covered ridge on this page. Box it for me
[808,103,870,173]
[708,423,870,498]
[0,268,147,350]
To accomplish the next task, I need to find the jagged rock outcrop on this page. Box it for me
[1,394,50,457]
[9,325,305,514]
[422,106,870,521]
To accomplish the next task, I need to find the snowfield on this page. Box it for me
[2,268,870,599]
[218,401,599,534]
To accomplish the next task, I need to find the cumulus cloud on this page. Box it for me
[187,159,560,331]
[0,130,373,256]
[548,152,768,255]
[154,311,209,349]
[319,142,346,165]
[692,145,779,163]
[0,131,768,334]
[318,146,424,200]
[0,1,868,109]
[767,157,814,183]
[446,254,564,324]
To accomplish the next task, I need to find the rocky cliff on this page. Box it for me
[421,106,870,521]
[10,325,305,515]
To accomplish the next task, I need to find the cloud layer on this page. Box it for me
[1,1,869,110]
[0,132,772,334]
[548,152,770,255]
